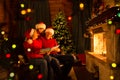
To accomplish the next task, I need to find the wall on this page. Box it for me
[48,0,73,22]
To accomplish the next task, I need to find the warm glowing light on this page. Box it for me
[117,12,120,17]
[12,44,16,49]
[111,63,117,68]
[29,65,34,70]
[1,31,5,35]
[37,74,43,79]
[79,3,84,10]
[107,20,112,24]
[18,61,20,64]
[94,33,106,54]
[9,72,15,77]
[6,53,11,58]
[27,8,32,13]
[4,38,8,41]
[20,4,25,8]
[27,48,31,52]
[21,10,27,15]
[68,16,72,21]
[115,29,120,34]
[110,75,114,79]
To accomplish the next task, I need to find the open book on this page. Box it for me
[40,45,60,54]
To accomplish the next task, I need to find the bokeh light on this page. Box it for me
[12,44,16,49]
[1,31,5,35]
[9,72,15,77]
[6,53,11,58]
[20,3,25,8]
[79,3,84,10]
[68,16,72,21]
[107,19,112,24]
[27,8,32,13]
[110,75,114,79]
[4,37,8,41]
[115,29,120,34]
[117,12,120,17]
[111,63,117,68]
[29,65,34,70]
[37,74,43,79]
[27,48,31,52]
[21,10,27,15]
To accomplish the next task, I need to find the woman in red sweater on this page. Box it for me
[23,28,48,80]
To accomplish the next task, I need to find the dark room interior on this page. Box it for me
[0,0,120,80]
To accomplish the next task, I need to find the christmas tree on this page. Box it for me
[52,10,76,54]
[0,28,42,80]
[0,25,17,79]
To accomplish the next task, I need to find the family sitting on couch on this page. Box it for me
[23,22,75,80]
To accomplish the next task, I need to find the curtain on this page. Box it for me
[72,0,92,54]
[17,0,51,38]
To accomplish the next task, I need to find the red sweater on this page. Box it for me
[23,39,44,59]
[41,37,58,54]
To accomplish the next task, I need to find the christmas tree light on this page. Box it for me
[52,10,76,54]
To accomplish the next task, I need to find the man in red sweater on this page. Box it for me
[41,28,75,79]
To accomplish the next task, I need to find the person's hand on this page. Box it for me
[46,51,51,55]
[50,47,60,53]
[50,45,60,52]
[27,39,33,44]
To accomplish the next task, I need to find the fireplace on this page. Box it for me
[85,6,120,80]
[93,32,106,55]
[86,23,120,80]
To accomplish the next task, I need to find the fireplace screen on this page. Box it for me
[93,32,106,55]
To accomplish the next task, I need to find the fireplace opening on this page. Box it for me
[93,32,106,56]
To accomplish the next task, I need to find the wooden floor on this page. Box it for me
[71,61,99,80]
[0,61,99,80]
[73,65,93,80]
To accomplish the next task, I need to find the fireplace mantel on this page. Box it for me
[86,52,107,62]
